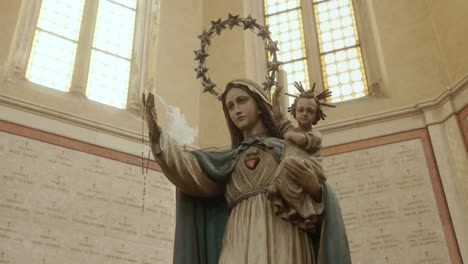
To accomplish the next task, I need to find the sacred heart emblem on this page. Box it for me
[245,158,260,170]
[244,148,260,170]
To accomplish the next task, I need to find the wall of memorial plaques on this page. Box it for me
[0,131,175,264]
[0,124,457,264]
[323,138,452,264]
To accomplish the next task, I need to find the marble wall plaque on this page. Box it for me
[323,138,451,264]
[0,131,175,264]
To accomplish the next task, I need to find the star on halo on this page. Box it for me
[194,65,208,79]
[266,40,279,52]
[268,60,281,71]
[243,14,257,30]
[210,18,226,35]
[202,78,216,93]
[227,13,240,29]
[257,25,271,40]
[262,74,276,88]
[197,30,212,46]
[193,49,209,61]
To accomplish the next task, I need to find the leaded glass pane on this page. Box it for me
[313,0,360,53]
[36,0,85,40]
[321,47,368,102]
[86,50,131,108]
[264,0,300,15]
[281,60,311,105]
[93,0,136,58]
[26,0,84,91]
[26,31,77,91]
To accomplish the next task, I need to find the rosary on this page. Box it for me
[141,100,152,214]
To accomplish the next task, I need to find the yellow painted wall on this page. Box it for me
[197,0,248,148]
[0,0,21,63]
[150,0,204,145]
[430,0,468,87]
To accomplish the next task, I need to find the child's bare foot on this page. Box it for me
[267,184,278,194]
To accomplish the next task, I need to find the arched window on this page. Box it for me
[264,0,371,103]
[14,0,156,109]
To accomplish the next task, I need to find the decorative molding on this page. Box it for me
[0,83,201,152]
[0,90,144,143]
[1,74,466,152]
[0,119,161,171]
[317,74,468,134]
[457,105,468,151]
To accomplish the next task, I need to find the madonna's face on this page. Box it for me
[225,88,261,132]
[295,97,318,129]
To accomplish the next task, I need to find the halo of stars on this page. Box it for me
[194,14,281,98]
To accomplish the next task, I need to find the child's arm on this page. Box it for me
[273,85,297,137]
[272,85,284,123]
[284,130,322,152]
[284,131,307,147]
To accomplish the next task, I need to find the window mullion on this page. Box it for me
[301,0,324,90]
[321,43,360,56]
[126,0,149,113]
[266,7,301,17]
[69,0,99,97]
[9,0,43,78]
[352,0,379,91]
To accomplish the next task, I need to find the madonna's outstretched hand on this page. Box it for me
[142,92,161,145]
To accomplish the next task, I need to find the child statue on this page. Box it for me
[267,81,335,232]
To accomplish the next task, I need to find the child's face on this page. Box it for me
[295,97,318,129]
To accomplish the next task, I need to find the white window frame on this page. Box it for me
[4,0,159,113]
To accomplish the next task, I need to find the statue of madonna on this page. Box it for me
[143,79,351,264]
